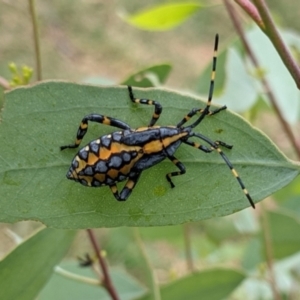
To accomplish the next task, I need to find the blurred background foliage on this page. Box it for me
[1,1,300,299]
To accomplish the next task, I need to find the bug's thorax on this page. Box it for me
[126,126,189,154]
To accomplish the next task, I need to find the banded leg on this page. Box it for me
[165,155,186,188]
[128,86,162,127]
[187,132,255,208]
[183,140,214,153]
[176,105,227,128]
[215,140,233,149]
[109,173,141,201]
[185,138,234,151]
[60,114,130,150]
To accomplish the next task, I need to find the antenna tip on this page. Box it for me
[214,34,219,51]
[247,194,255,209]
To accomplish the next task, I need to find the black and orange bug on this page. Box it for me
[61,34,255,209]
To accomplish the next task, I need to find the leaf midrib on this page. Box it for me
[0,159,298,174]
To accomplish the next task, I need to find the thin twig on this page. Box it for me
[183,224,195,272]
[260,205,281,300]
[55,266,102,286]
[133,228,161,300]
[0,76,11,90]
[86,229,120,300]
[28,0,42,81]
[223,0,300,159]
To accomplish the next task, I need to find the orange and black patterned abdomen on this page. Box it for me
[66,127,189,187]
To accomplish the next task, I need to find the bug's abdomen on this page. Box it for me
[66,127,188,188]
[66,132,143,187]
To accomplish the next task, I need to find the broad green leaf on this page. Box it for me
[0,228,75,300]
[40,262,147,300]
[213,48,257,112]
[121,64,172,87]
[122,3,202,31]
[265,210,300,259]
[241,237,263,271]
[246,27,300,124]
[1,82,299,229]
[274,176,300,213]
[203,217,240,244]
[138,268,245,300]
[243,211,300,269]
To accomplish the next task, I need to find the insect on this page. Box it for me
[61,34,255,209]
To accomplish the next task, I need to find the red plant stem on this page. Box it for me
[253,0,300,89]
[236,0,300,89]
[234,0,265,30]
[224,0,300,159]
[87,229,119,300]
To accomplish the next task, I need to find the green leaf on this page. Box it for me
[122,3,202,31]
[266,211,300,259]
[213,48,257,112]
[0,228,75,300]
[245,27,300,123]
[121,64,172,87]
[274,175,300,212]
[1,82,299,228]
[138,268,245,300]
[242,237,263,270]
[40,262,147,300]
[203,217,240,244]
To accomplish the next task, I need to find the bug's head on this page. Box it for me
[66,157,79,180]
[66,165,78,181]
[66,145,108,187]
[65,154,90,186]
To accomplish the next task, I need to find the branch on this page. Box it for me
[223,0,300,159]
[133,228,161,300]
[236,0,300,89]
[87,229,120,300]
[183,224,195,272]
[0,76,11,90]
[261,206,281,300]
[234,0,265,30]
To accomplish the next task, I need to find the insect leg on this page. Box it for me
[186,132,255,208]
[182,139,214,153]
[185,139,233,150]
[128,86,162,126]
[60,114,131,150]
[176,105,227,128]
[165,155,186,188]
[109,173,141,201]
